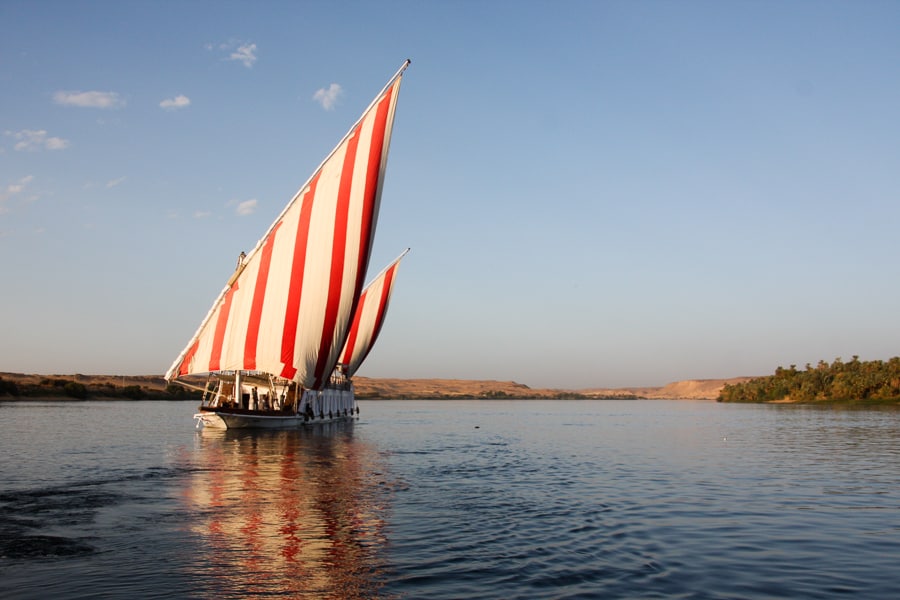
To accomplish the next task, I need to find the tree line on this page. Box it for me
[718,356,900,404]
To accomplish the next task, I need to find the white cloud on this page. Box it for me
[206,39,258,68]
[44,136,69,150]
[6,129,70,152]
[106,176,126,189]
[54,90,125,109]
[194,210,211,218]
[313,83,343,110]
[1,175,35,210]
[236,199,258,216]
[229,43,258,68]
[7,175,34,195]
[160,95,191,110]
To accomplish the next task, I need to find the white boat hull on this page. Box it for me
[194,409,356,430]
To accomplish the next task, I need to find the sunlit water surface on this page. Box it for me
[1,399,898,599]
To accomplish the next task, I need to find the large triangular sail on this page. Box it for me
[166,61,410,389]
[338,248,409,378]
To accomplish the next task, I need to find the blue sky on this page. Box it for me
[2,1,899,388]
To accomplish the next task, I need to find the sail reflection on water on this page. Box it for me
[182,426,392,598]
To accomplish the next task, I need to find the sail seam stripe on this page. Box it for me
[311,123,360,388]
[341,287,366,368]
[354,83,395,306]
[352,262,396,375]
[370,263,397,352]
[244,221,282,370]
[179,340,200,377]
[280,174,319,380]
[209,282,238,371]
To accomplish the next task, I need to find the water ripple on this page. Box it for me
[1,400,899,599]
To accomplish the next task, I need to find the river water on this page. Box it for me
[1,399,898,599]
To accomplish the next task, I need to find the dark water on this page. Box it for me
[1,399,898,599]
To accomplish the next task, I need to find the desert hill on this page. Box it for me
[581,378,753,400]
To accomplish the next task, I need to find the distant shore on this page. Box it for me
[0,372,746,401]
[351,376,750,400]
[5,372,896,404]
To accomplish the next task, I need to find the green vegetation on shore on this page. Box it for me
[718,356,900,405]
[0,375,201,400]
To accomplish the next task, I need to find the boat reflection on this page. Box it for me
[183,423,392,598]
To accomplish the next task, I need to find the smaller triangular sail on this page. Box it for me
[338,249,409,378]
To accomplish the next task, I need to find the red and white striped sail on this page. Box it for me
[165,62,409,389]
[338,249,409,378]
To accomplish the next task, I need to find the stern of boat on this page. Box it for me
[193,412,227,429]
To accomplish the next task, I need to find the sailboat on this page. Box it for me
[165,61,411,429]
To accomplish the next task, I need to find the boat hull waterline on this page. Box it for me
[193,409,357,429]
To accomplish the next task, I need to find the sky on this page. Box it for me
[2,1,899,389]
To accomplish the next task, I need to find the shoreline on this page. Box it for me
[6,372,895,404]
[1,372,739,401]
